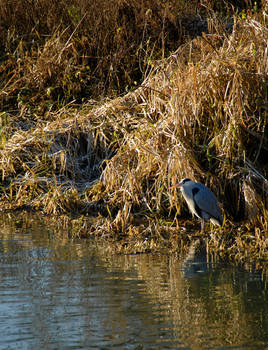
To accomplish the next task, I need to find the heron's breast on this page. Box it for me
[182,193,199,216]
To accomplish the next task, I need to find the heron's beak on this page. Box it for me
[171,183,182,189]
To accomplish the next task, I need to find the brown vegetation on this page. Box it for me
[0,0,267,263]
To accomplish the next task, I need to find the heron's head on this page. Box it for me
[171,178,192,189]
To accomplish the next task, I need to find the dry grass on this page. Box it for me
[0,1,267,262]
[1,0,197,125]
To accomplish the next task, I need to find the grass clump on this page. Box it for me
[0,1,267,263]
[1,0,192,127]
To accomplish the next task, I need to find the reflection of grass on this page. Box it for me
[0,1,267,262]
[1,212,266,349]
[117,253,267,349]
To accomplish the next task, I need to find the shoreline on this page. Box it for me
[0,2,267,263]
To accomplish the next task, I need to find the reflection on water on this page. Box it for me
[0,213,267,350]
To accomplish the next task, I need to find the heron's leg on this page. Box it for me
[201,219,205,232]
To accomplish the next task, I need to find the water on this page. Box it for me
[0,214,267,350]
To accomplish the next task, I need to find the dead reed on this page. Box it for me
[0,1,267,262]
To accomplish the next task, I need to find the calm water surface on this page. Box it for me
[0,214,267,350]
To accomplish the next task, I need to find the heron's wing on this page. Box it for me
[192,184,222,221]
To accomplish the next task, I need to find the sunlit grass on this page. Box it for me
[0,1,267,262]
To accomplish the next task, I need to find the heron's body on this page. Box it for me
[173,178,223,231]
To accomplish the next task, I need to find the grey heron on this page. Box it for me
[172,178,223,231]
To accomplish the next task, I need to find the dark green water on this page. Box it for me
[0,214,267,350]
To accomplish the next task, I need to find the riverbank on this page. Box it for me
[0,1,267,263]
